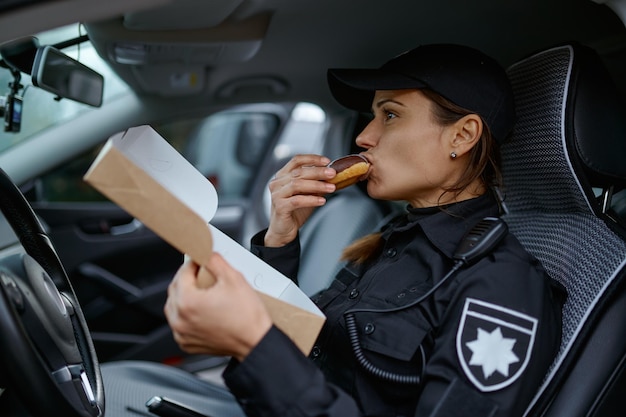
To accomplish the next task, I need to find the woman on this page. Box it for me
[104,44,565,417]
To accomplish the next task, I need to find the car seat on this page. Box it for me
[502,42,626,417]
[298,184,390,296]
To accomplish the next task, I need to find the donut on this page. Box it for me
[326,154,370,190]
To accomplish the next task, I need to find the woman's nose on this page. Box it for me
[355,119,378,149]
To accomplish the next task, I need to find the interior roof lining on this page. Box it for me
[85,11,273,43]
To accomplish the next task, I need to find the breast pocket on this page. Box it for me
[353,310,431,363]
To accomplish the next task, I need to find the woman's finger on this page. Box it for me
[275,154,331,177]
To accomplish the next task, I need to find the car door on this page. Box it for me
[23,104,291,364]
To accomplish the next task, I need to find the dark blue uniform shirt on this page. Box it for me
[223,193,566,417]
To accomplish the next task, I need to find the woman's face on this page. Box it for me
[356,89,468,207]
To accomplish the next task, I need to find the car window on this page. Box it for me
[0,24,130,153]
[271,102,326,159]
[25,143,109,202]
[154,111,280,200]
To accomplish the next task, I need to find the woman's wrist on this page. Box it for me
[264,229,296,248]
[232,318,273,362]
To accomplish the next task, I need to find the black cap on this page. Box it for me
[327,44,515,144]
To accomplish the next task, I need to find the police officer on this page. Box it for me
[105,44,566,417]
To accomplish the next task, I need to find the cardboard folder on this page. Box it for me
[84,125,325,354]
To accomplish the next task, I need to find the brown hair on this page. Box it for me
[340,89,503,264]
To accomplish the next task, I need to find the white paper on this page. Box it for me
[210,225,324,316]
[112,126,219,222]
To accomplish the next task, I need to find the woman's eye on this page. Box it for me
[385,111,397,120]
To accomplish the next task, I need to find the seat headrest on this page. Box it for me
[566,43,626,189]
[509,42,626,190]
[502,43,626,211]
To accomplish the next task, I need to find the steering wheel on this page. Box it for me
[0,167,104,417]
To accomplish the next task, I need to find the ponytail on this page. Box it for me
[341,232,384,264]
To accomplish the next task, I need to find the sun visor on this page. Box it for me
[131,63,206,96]
[122,0,245,30]
[112,39,262,66]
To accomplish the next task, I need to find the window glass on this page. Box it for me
[154,111,279,199]
[0,24,130,153]
[272,102,326,159]
[28,144,108,202]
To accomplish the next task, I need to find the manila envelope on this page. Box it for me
[83,125,325,354]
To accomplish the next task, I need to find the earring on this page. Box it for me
[450,151,457,159]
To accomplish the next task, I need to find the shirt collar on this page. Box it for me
[384,193,501,259]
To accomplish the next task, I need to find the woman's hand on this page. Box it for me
[164,254,273,362]
[265,154,336,247]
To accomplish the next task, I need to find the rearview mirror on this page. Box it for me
[31,46,104,107]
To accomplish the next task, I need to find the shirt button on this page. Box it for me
[385,247,397,258]
[364,323,375,334]
[397,292,406,298]
[349,288,359,299]
[311,345,321,358]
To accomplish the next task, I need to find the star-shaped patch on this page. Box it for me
[457,298,538,392]
[466,326,519,378]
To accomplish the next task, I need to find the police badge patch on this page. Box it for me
[456,298,538,392]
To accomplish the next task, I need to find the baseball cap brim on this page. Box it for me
[327,68,428,112]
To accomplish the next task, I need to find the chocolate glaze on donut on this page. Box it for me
[327,154,370,190]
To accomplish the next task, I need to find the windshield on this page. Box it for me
[0,24,130,153]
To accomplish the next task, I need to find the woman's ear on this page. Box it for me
[450,114,483,157]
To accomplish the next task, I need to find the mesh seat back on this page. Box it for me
[502,44,626,415]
